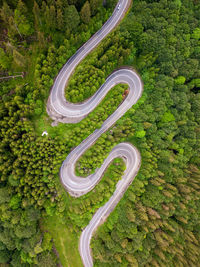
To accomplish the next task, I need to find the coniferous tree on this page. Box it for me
[80,1,91,24]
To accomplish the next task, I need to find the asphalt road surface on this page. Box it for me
[47,0,143,266]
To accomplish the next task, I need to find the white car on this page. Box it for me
[117,4,121,10]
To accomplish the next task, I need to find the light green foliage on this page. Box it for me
[135,130,146,138]
[67,66,105,102]
[74,92,132,176]
[0,48,12,70]
[192,28,200,40]
[175,76,186,85]
[90,0,200,266]
[14,9,33,36]
[174,0,182,8]
[161,111,175,123]
[42,232,53,251]
[65,31,134,102]
[0,0,200,266]
[35,99,43,115]
[9,194,21,209]
[68,158,126,228]
[0,1,115,265]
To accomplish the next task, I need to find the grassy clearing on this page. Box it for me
[33,83,127,139]
[42,215,83,267]
[33,111,73,138]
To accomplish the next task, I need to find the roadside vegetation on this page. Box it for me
[0,0,200,266]
[0,0,118,265]
[41,215,83,267]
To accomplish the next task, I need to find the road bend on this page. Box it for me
[47,0,143,266]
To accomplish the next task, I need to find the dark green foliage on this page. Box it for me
[0,0,200,266]
[89,0,200,266]
[0,249,10,263]
[68,159,126,229]
[92,165,200,266]
[90,0,102,15]
[65,31,134,102]
[64,5,80,31]
[0,0,116,265]
[0,196,56,265]
[80,1,91,24]
[37,252,57,267]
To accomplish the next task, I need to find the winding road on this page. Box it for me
[47,0,143,266]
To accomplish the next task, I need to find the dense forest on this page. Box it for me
[0,0,200,266]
